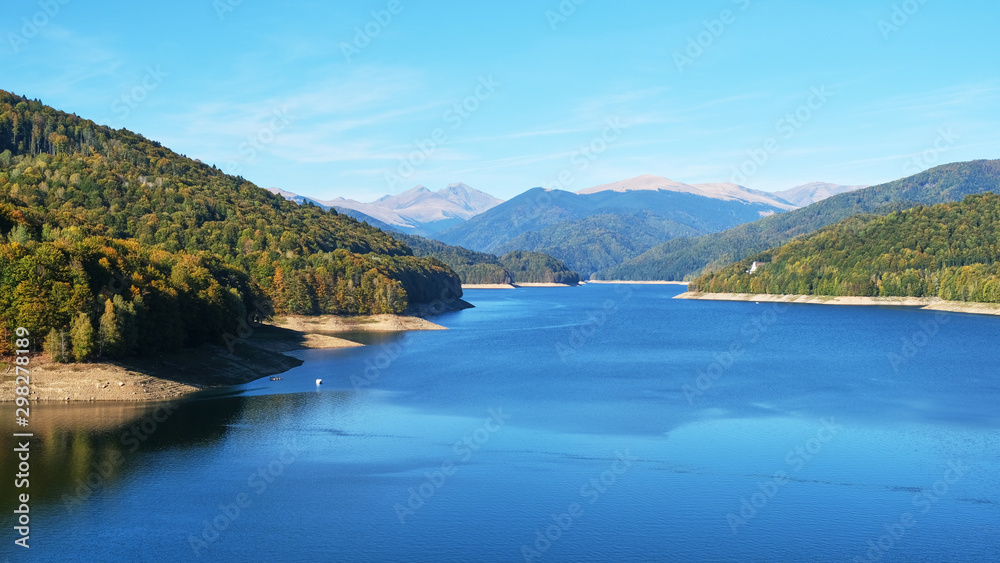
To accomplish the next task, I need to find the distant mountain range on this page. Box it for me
[270,175,880,280]
[435,175,798,277]
[269,185,579,284]
[267,183,502,235]
[772,182,867,207]
[603,160,1000,281]
[578,174,798,209]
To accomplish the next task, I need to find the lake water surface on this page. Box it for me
[3,284,999,562]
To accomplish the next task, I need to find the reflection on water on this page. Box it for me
[321,329,410,346]
[0,396,246,510]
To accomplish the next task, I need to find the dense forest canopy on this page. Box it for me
[438,186,793,278]
[393,232,581,285]
[492,211,703,277]
[499,251,581,285]
[0,90,461,360]
[392,233,514,285]
[691,193,1000,303]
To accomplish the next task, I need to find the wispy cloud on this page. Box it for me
[160,65,443,164]
[850,80,1000,119]
[5,26,124,97]
[573,86,671,115]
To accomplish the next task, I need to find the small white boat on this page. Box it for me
[316,378,323,385]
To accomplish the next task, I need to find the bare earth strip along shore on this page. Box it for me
[587,280,689,285]
[0,314,446,403]
[462,281,689,289]
[461,282,577,289]
[676,292,1000,317]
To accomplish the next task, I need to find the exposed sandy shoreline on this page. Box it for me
[586,280,689,285]
[675,292,1000,316]
[1,314,446,403]
[461,283,578,289]
[920,301,1000,316]
[273,313,447,333]
[463,281,689,289]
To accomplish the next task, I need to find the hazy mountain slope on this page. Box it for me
[271,183,503,235]
[265,188,398,232]
[331,207,400,233]
[773,182,867,207]
[437,186,791,253]
[354,184,491,233]
[376,183,503,221]
[491,211,703,276]
[602,160,1000,281]
[579,174,797,210]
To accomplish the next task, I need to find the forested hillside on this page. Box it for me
[393,233,581,285]
[0,90,461,360]
[499,251,581,285]
[604,160,1000,281]
[436,186,793,275]
[491,211,702,277]
[392,233,513,285]
[691,193,1000,302]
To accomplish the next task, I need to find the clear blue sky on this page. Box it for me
[3,0,998,201]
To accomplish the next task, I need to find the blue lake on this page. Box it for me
[3,284,999,562]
